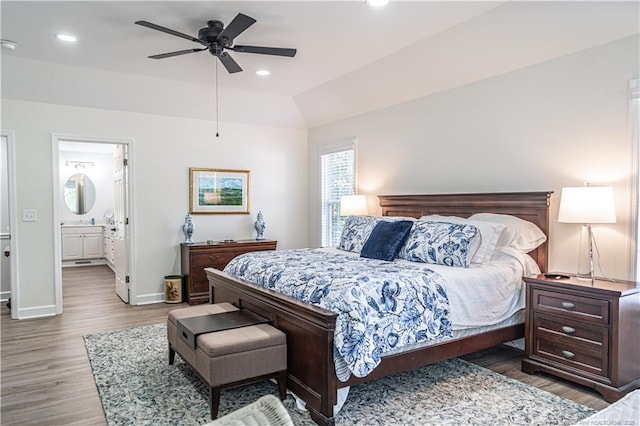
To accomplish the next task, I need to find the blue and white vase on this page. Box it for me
[183,213,194,243]
[254,211,266,240]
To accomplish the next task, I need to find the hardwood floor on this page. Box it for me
[1,266,608,425]
[1,266,186,426]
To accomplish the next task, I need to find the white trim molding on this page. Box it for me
[134,292,165,305]
[51,133,136,315]
[630,79,639,281]
[1,130,19,319]
[16,304,57,320]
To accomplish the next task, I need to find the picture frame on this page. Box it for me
[189,168,250,214]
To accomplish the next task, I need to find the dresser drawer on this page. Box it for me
[191,251,238,268]
[534,330,608,377]
[190,279,210,295]
[191,263,228,282]
[534,313,607,346]
[532,288,609,325]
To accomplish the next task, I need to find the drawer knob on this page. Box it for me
[561,326,576,334]
[561,350,576,359]
[561,302,575,310]
[209,255,219,261]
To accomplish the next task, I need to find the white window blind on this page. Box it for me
[320,144,355,247]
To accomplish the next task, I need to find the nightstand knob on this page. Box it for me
[561,326,576,334]
[561,302,575,310]
[561,350,576,359]
[209,255,219,261]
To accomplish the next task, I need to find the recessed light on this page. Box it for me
[365,0,389,7]
[56,34,77,43]
[0,39,17,50]
[255,69,270,76]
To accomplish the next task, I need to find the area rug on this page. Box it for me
[84,323,596,425]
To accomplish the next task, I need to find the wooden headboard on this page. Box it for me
[378,192,552,272]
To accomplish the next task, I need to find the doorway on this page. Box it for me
[1,131,18,319]
[53,135,134,312]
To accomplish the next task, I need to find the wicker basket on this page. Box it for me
[205,394,294,426]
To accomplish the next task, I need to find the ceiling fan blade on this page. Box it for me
[217,13,256,43]
[230,45,297,57]
[148,48,207,59]
[135,21,204,45]
[218,52,242,73]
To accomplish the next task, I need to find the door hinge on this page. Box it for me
[125,275,130,284]
[123,158,128,166]
[125,217,129,225]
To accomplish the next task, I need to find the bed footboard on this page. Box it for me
[206,267,339,425]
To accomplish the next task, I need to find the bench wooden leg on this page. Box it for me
[210,386,221,420]
[277,370,287,400]
[168,344,175,365]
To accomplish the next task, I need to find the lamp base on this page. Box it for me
[576,224,595,281]
[575,274,594,281]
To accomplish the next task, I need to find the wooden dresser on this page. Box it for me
[181,239,277,305]
[522,275,640,402]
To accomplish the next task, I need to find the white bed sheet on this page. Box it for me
[320,247,537,330]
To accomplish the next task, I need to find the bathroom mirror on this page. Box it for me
[64,173,96,215]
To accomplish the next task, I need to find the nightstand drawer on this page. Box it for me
[532,288,609,325]
[534,313,608,345]
[534,331,608,377]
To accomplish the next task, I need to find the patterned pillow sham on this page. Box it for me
[419,214,505,263]
[337,216,416,253]
[400,221,480,267]
[337,216,380,253]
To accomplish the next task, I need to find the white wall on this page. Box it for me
[2,100,308,317]
[309,35,639,281]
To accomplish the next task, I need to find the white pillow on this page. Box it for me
[469,213,546,253]
[419,215,505,264]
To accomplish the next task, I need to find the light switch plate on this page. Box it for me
[22,209,37,222]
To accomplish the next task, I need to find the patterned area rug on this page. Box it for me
[84,323,596,425]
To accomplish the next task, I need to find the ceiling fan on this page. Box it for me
[135,13,297,74]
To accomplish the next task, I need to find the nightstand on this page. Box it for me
[181,239,277,305]
[522,275,640,402]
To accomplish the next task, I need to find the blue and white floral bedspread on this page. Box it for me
[223,249,452,381]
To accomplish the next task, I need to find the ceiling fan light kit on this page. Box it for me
[135,13,297,74]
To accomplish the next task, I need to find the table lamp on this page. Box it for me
[557,186,616,280]
[340,195,368,216]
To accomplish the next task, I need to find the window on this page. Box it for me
[320,141,355,247]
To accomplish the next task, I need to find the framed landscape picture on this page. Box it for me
[189,168,250,214]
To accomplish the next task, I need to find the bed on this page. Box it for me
[206,192,552,426]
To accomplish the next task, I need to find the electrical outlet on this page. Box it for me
[22,209,37,222]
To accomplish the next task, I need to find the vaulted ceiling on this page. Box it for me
[2,1,638,128]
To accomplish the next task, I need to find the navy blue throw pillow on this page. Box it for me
[360,220,414,261]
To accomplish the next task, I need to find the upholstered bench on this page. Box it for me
[167,303,287,419]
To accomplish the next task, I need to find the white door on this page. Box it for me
[114,144,129,303]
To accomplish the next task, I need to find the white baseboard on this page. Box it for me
[134,292,165,305]
[17,304,57,320]
[0,290,10,302]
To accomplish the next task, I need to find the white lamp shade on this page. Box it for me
[558,186,616,224]
[340,195,368,216]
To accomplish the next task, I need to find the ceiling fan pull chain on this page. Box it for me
[215,60,220,138]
